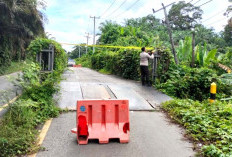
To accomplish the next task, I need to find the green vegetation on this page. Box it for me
[0,60,32,76]
[69,45,92,59]
[74,15,232,100]
[168,1,203,30]
[162,99,232,156]
[72,2,232,155]
[0,0,231,156]
[0,0,45,75]
[0,39,67,156]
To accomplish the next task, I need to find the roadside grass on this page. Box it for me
[0,60,32,76]
[0,99,60,156]
[0,38,67,156]
[0,63,62,156]
[162,99,232,157]
[99,68,111,75]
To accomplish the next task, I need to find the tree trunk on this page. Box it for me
[191,31,195,68]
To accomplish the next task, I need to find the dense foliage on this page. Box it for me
[157,66,232,101]
[168,1,203,30]
[0,0,45,74]
[162,99,232,156]
[91,50,140,80]
[27,38,67,73]
[75,14,231,100]
[72,6,232,157]
[223,25,232,46]
[0,39,67,156]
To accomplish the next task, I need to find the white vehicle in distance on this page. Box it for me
[68,59,75,67]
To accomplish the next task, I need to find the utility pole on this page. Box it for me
[161,3,178,64]
[191,29,196,68]
[153,2,178,64]
[85,32,91,54]
[90,16,100,53]
[79,46,81,58]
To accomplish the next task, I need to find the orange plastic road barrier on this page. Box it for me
[73,64,82,68]
[71,100,130,144]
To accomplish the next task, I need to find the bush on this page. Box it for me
[162,99,232,156]
[27,38,67,73]
[0,38,67,156]
[90,50,140,80]
[0,100,39,156]
[76,46,172,81]
[156,65,227,101]
[75,54,91,68]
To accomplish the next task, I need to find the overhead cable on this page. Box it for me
[114,0,140,19]
[205,18,227,27]
[193,0,202,5]
[202,8,227,23]
[197,0,213,7]
[188,0,195,3]
[100,0,117,18]
[104,0,127,19]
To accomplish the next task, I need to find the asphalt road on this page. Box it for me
[37,67,195,157]
[0,72,21,117]
[0,72,19,106]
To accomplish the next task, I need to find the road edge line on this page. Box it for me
[29,118,53,157]
[0,96,19,112]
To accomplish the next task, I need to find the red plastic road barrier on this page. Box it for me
[71,100,130,144]
[73,64,82,68]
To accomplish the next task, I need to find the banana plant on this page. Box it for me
[195,42,217,67]
[176,36,192,63]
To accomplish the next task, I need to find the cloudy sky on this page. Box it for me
[42,0,231,51]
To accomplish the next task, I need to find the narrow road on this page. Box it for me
[37,67,195,157]
[0,72,20,117]
[0,72,19,105]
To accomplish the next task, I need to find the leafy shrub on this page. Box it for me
[162,99,232,156]
[0,38,66,156]
[27,38,67,73]
[0,100,39,156]
[75,54,91,68]
[90,50,140,80]
[157,66,218,101]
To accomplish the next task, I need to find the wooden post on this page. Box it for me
[191,30,195,68]
[162,3,179,65]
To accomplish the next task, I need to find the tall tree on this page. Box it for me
[168,1,203,30]
[98,21,121,45]
[0,0,45,72]
[224,0,232,17]
[225,0,232,27]
[223,24,232,46]
[125,14,161,32]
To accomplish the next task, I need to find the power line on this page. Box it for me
[197,0,213,7]
[100,0,117,18]
[114,0,140,19]
[193,0,202,5]
[104,0,128,19]
[188,0,195,3]
[202,8,227,23]
[205,17,228,27]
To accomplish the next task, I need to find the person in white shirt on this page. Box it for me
[140,47,154,86]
